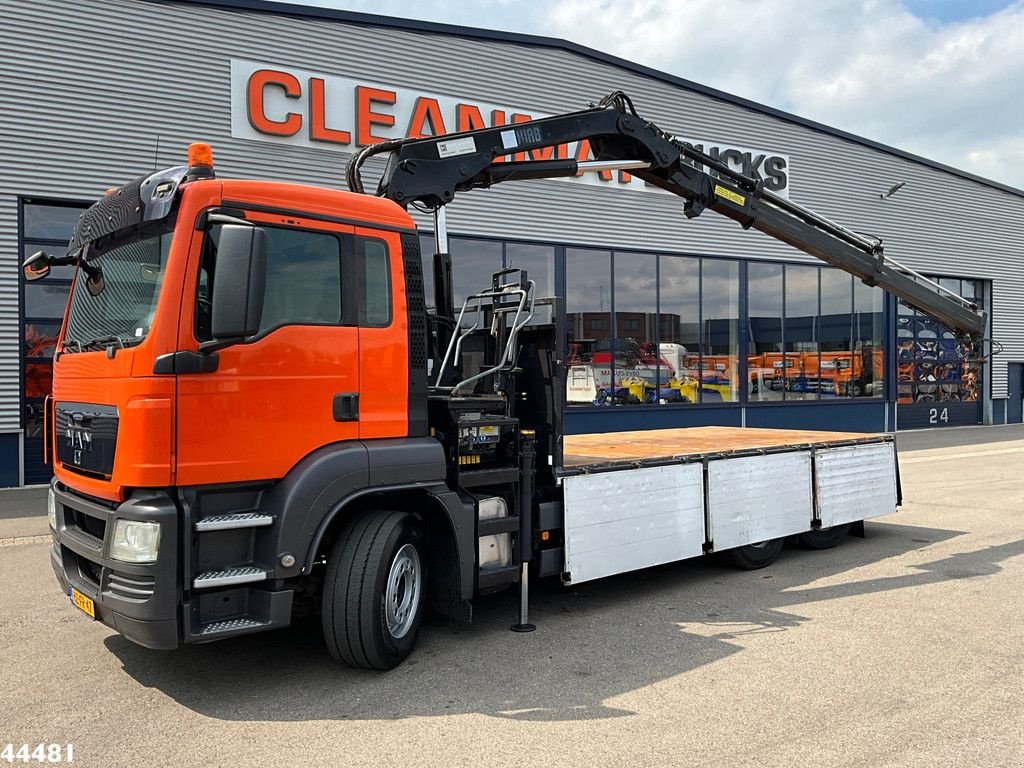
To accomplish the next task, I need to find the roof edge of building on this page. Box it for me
[154,0,1024,200]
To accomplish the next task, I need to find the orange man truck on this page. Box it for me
[26,92,986,668]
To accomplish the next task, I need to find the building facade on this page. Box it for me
[2,0,1023,486]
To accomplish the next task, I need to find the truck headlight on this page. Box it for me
[47,489,57,530]
[110,520,161,563]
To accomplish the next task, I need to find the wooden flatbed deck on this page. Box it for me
[561,426,889,469]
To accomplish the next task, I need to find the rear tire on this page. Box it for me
[322,510,426,670]
[797,523,852,550]
[724,538,784,570]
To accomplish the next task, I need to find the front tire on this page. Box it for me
[724,538,784,569]
[322,510,426,670]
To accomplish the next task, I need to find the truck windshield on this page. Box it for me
[63,230,173,351]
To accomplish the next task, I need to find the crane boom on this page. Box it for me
[347,91,986,343]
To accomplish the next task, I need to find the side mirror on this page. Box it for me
[209,224,267,342]
[23,251,52,281]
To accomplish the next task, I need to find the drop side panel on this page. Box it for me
[562,464,705,584]
[814,442,898,527]
[707,452,813,551]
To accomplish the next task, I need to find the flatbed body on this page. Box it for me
[555,426,899,585]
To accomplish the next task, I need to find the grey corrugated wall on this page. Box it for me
[2,0,1022,439]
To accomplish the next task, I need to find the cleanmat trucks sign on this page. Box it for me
[229,58,791,197]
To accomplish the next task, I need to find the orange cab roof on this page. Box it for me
[218,178,417,232]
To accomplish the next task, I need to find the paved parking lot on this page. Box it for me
[1,426,1022,767]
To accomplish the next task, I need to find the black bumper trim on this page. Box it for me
[50,480,181,648]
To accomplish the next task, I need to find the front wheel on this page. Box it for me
[322,510,426,670]
[723,537,784,569]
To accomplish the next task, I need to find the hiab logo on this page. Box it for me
[229,59,790,197]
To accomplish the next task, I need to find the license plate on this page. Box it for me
[69,586,95,619]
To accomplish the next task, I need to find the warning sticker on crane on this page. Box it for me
[714,184,746,206]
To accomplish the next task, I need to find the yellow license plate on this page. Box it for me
[70,586,95,619]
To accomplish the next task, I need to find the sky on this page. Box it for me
[276,0,1024,190]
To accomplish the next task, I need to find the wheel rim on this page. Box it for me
[747,540,769,549]
[384,543,421,639]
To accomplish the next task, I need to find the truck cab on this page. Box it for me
[39,150,475,666]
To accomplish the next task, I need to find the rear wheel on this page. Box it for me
[797,523,852,550]
[322,510,426,670]
[724,537,784,569]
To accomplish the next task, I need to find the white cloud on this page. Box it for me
[282,0,1024,188]
[541,0,1024,188]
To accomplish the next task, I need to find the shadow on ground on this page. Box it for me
[105,522,1024,723]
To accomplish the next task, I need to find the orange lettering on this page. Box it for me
[457,103,486,132]
[308,78,350,145]
[491,110,507,162]
[407,97,448,139]
[247,69,302,136]
[356,86,396,145]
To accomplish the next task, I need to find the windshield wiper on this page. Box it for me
[80,335,143,352]
[60,338,85,354]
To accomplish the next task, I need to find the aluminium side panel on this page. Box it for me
[562,463,705,584]
[706,452,814,551]
[814,442,898,527]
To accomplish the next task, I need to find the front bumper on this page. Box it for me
[49,479,180,649]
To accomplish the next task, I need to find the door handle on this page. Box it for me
[333,393,359,422]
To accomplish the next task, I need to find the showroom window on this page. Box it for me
[897,277,983,404]
[748,263,783,402]
[747,263,884,402]
[566,250,740,407]
[784,265,820,401]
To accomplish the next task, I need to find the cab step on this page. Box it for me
[194,513,273,531]
[197,616,270,636]
[193,566,268,589]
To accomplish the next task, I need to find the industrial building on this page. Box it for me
[3,0,1023,486]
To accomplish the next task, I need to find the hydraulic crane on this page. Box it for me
[347,91,987,349]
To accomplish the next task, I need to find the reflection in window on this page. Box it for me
[450,238,502,314]
[24,322,61,359]
[854,281,885,398]
[819,269,852,398]
[259,228,341,333]
[566,249,611,405]
[360,240,391,327]
[784,265,819,401]
[419,234,437,312]
[702,260,739,402]
[25,362,53,399]
[896,276,981,404]
[748,263,783,402]
[659,255,700,404]
[506,243,555,324]
[25,283,71,318]
[610,252,657,405]
[23,202,84,241]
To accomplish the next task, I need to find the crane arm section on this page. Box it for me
[346,92,986,342]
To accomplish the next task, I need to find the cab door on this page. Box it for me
[176,212,360,487]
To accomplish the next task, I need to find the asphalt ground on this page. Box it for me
[1,425,1021,767]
